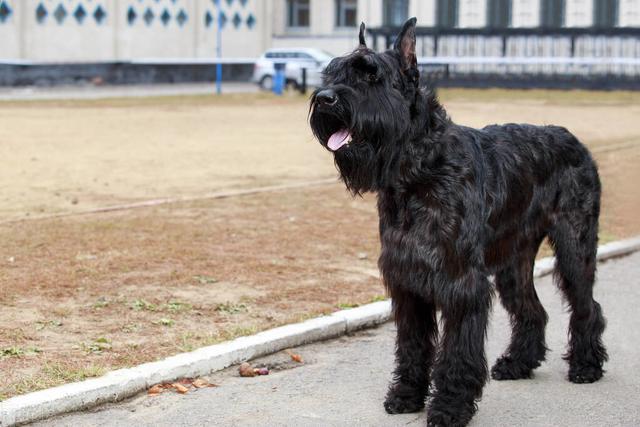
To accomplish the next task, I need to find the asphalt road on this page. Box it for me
[35,252,640,427]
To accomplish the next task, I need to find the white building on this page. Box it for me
[0,0,638,61]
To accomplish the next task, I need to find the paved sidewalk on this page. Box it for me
[36,252,640,427]
[0,83,258,101]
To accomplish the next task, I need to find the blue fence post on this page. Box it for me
[273,62,286,95]
[215,0,222,95]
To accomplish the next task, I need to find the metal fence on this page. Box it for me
[367,27,640,89]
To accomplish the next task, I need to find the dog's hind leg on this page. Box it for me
[549,215,608,383]
[491,239,548,380]
[384,288,437,414]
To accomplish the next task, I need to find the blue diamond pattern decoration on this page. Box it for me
[23,2,258,31]
[94,5,106,24]
[36,3,47,23]
[176,9,187,27]
[246,13,255,29]
[143,7,154,25]
[232,12,241,29]
[54,3,67,25]
[73,4,87,24]
[160,8,170,26]
[0,1,12,24]
[127,6,137,25]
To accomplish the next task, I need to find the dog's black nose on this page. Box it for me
[316,89,338,106]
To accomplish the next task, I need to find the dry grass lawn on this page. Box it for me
[0,89,639,400]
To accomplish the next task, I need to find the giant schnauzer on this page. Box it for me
[309,18,607,427]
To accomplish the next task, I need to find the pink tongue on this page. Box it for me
[327,129,351,151]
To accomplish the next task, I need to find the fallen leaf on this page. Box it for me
[239,362,256,377]
[148,384,165,395]
[192,378,210,388]
[285,349,303,363]
[254,367,269,376]
[172,383,189,394]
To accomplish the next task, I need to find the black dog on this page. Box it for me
[309,18,607,427]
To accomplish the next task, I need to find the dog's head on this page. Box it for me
[309,18,419,194]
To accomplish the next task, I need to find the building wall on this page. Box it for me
[271,0,381,56]
[566,0,595,27]
[0,0,267,61]
[620,0,640,26]
[1,0,639,62]
[458,0,488,28]
[512,0,541,27]
[411,0,437,26]
[0,0,22,59]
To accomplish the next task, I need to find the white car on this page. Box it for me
[252,48,333,90]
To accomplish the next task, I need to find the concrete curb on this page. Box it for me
[2,236,639,426]
[0,302,391,427]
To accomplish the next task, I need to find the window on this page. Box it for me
[336,0,357,27]
[540,0,565,28]
[487,0,511,28]
[436,0,458,28]
[593,0,618,27]
[383,0,408,26]
[287,0,310,28]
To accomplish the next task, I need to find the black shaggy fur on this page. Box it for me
[309,18,607,427]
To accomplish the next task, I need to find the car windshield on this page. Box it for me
[264,50,333,61]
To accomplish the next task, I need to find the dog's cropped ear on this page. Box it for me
[394,17,417,74]
[358,22,367,48]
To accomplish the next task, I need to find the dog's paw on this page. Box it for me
[383,384,425,414]
[490,356,535,380]
[568,364,603,384]
[427,406,473,427]
[383,394,425,414]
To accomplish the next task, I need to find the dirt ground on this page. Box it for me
[1,89,639,400]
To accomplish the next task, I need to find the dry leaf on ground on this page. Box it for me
[285,349,303,363]
[147,384,165,396]
[192,378,216,388]
[172,383,189,394]
[239,362,256,377]
[254,367,269,376]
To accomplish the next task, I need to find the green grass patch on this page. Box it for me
[153,318,175,327]
[215,302,248,315]
[1,346,42,359]
[165,300,192,313]
[336,302,360,309]
[35,320,63,330]
[130,299,157,311]
[80,337,112,354]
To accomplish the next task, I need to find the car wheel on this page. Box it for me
[259,75,274,91]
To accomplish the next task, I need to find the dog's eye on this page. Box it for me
[367,73,377,83]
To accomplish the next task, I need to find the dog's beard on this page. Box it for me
[310,109,379,195]
[333,141,378,195]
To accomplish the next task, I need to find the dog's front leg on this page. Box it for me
[428,270,491,427]
[384,287,437,414]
